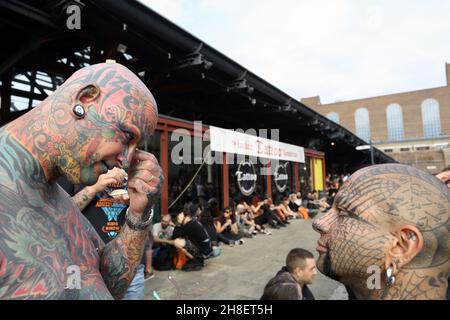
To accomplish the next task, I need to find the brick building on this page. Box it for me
[301,63,450,173]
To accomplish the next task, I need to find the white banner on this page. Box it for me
[209,126,305,163]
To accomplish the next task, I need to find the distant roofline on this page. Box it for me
[313,84,448,107]
[373,135,450,145]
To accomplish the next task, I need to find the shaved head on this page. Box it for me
[313,164,449,299]
[8,63,158,186]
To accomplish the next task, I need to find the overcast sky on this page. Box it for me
[140,0,450,104]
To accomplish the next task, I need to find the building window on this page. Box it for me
[421,98,441,138]
[415,146,429,151]
[355,108,371,142]
[400,148,410,152]
[326,112,340,124]
[384,149,393,153]
[386,103,404,141]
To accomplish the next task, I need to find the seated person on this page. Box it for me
[250,196,264,217]
[261,248,317,300]
[236,203,267,235]
[278,196,298,219]
[152,214,175,249]
[326,189,337,206]
[199,207,220,247]
[288,193,299,208]
[151,214,179,271]
[235,204,254,238]
[238,198,271,235]
[251,195,279,230]
[214,207,244,245]
[172,203,213,259]
[305,192,319,210]
[313,163,450,300]
[266,198,289,227]
[289,193,315,220]
[314,190,331,211]
[304,192,327,217]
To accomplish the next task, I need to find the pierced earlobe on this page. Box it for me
[72,104,86,119]
[386,265,396,286]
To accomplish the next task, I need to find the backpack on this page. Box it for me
[153,246,176,271]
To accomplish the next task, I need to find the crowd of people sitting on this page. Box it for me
[150,187,336,274]
[148,170,353,275]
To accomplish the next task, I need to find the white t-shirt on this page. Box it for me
[152,223,174,240]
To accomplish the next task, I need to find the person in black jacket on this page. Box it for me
[172,203,213,259]
[261,248,317,300]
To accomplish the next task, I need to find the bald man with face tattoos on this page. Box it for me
[0,63,163,299]
[313,164,449,300]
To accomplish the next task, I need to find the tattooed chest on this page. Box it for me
[0,199,111,299]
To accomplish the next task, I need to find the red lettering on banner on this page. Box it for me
[256,140,263,154]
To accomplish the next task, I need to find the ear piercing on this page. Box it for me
[386,265,396,286]
[72,104,86,119]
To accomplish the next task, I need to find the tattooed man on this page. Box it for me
[313,164,449,300]
[0,63,163,299]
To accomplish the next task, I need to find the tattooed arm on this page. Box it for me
[99,150,163,299]
[100,222,149,299]
[72,168,127,211]
[72,185,98,211]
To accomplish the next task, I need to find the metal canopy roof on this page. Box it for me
[0,0,396,171]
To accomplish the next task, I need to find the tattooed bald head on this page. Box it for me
[0,63,162,299]
[313,164,449,300]
[7,63,158,186]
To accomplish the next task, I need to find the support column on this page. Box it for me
[266,160,272,199]
[160,126,169,215]
[294,162,299,193]
[222,152,229,208]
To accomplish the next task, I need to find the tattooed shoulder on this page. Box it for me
[0,133,111,299]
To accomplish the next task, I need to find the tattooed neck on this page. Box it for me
[0,127,49,189]
[4,103,64,183]
[351,268,449,300]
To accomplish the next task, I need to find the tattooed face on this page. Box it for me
[74,91,156,186]
[312,164,450,292]
[8,63,158,186]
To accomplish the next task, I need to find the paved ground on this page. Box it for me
[144,218,348,300]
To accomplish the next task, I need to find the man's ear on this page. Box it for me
[385,225,423,274]
[294,266,303,276]
[76,84,100,104]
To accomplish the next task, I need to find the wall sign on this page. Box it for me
[210,126,305,163]
[274,162,289,192]
[236,159,257,196]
